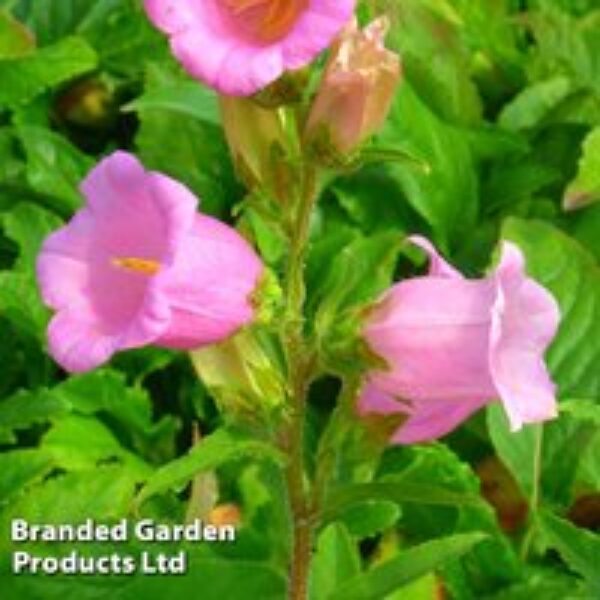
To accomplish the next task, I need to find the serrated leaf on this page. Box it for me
[0,388,69,444]
[329,533,487,600]
[1,201,62,271]
[41,415,151,478]
[0,202,61,338]
[502,218,600,399]
[0,448,55,504]
[0,467,138,554]
[51,369,180,463]
[134,428,285,509]
[0,36,97,108]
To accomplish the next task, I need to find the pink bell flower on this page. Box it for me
[143,0,356,96]
[359,237,560,444]
[36,151,263,373]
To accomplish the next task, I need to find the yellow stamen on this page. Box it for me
[112,257,161,276]
[223,0,307,43]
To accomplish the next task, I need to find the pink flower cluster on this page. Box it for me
[37,152,263,373]
[359,237,560,444]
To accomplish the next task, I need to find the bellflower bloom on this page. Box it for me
[36,152,263,373]
[359,237,560,444]
[304,17,401,155]
[143,0,356,96]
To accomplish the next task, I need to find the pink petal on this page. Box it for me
[390,396,490,444]
[281,0,357,70]
[358,380,411,416]
[365,277,497,402]
[36,209,96,311]
[407,235,463,278]
[489,242,560,430]
[47,308,119,373]
[358,381,488,444]
[155,214,263,349]
[143,0,355,96]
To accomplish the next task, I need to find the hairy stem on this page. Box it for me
[283,166,317,600]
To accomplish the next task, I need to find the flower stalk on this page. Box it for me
[281,164,318,600]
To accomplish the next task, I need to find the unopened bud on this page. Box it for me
[304,17,401,158]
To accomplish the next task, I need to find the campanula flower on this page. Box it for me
[359,237,560,444]
[36,152,263,373]
[143,0,356,96]
[304,17,401,155]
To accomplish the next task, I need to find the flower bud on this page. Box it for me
[304,17,401,157]
[219,95,288,191]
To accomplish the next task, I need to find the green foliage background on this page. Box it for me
[1,0,600,598]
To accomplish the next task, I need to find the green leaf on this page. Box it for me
[487,405,540,500]
[564,126,600,210]
[0,388,69,444]
[488,401,599,509]
[1,201,62,270]
[134,63,239,217]
[539,511,600,594]
[0,9,34,58]
[52,369,181,464]
[134,428,285,508]
[379,83,479,250]
[17,126,93,213]
[20,0,99,44]
[311,230,400,329]
[502,218,600,399]
[120,557,287,600]
[338,500,401,539]
[530,8,600,95]
[41,415,152,478]
[484,566,590,600]
[0,271,49,339]
[377,444,520,589]
[385,0,483,126]
[323,481,482,525]
[0,466,138,549]
[329,533,487,600]
[310,523,362,600]
[0,448,54,503]
[0,202,61,339]
[0,556,286,600]
[124,82,220,126]
[498,76,573,131]
[0,36,97,108]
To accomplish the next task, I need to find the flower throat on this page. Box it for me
[222,0,307,43]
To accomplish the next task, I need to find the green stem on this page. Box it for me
[520,424,543,562]
[283,166,318,600]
